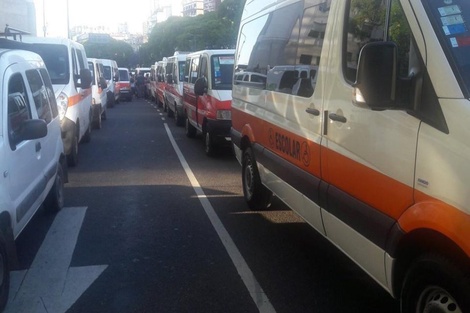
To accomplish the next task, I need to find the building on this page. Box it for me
[204,0,222,13]
[0,0,36,35]
[182,0,204,17]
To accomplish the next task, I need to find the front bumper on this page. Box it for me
[206,119,232,145]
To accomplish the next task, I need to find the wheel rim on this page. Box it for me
[417,286,462,313]
[244,156,254,200]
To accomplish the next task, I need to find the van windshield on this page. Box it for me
[424,0,470,97]
[28,44,69,85]
[211,55,234,90]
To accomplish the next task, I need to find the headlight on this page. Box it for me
[57,92,68,120]
[216,110,231,120]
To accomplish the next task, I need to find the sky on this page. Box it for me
[34,0,156,37]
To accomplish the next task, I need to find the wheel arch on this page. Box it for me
[392,228,470,298]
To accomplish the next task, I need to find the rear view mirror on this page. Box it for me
[353,42,397,110]
[194,77,207,96]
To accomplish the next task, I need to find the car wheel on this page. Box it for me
[167,106,174,118]
[175,109,184,126]
[401,254,470,313]
[82,113,92,143]
[44,164,65,213]
[102,108,107,121]
[0,232,10,312]
[108,91,115,108]
[242,147,272,210]
[67,131,79,167]
[204,131,216,157]
[93,110,102,129]
[185,117,196,138]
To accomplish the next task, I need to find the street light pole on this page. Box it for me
[42,0,46,36]
[66,0,70,39]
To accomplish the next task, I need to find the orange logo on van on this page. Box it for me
[269,128,310,167]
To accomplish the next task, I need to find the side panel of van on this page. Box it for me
[232,0,470,310]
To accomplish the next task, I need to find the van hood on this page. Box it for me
[52,84,67,98]
[209,89,232,102]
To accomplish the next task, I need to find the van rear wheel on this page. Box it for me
[242,147,272,210]
[0,232,9,312]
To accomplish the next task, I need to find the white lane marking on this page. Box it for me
[164,124,276,313]
[6,207,108,313]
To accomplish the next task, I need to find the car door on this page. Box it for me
[320,0,420,285]
[25,68,60,188]
[5,68,45,234]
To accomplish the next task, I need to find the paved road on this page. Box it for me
[12,98,400,313]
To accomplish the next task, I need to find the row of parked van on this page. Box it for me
[147,49,235,156]
[147,0,470,311]
[0,32,127,310]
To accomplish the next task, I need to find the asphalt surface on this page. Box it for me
[14,97,400,313]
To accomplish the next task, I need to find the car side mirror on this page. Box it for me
[11,119,47,149]
[78,68,92,89]
[194,77,207,96]
[353,42,397,110]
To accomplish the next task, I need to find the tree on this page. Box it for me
[84,39,134,68]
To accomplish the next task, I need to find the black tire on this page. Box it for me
[401,254,470,313]
[102,109,107,121]
[44,164,65,213]
[204,131,215,157]
[167,106,174,118]
[185,117,197,138]
[175,109,184,126]
[0,232,9,312]
[93,110,102,129]
[67,131,79,167]
[107,91,115,108]
[242,147,272,210]
[82,113,92,144]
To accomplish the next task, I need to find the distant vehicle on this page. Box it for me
[164,52,190,125]
[118,67,132,101]
[0,47,67,311]
[183,49,235,155]
[4,35,94,166]
[155,59,167,107]
[88,58,108,129]
[100,59,119,107]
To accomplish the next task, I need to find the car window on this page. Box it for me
[26,69,53,124]
[39,68,58,118]
[8,73,32,149]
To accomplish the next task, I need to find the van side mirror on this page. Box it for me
[11,119,47,148]
[78,68,92,89]
[353,42,397,110]
[194,77,207,96]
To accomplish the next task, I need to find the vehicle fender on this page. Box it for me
[240,123,256,150]
[398,192,470,258]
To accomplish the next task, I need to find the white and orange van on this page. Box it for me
[231,0,470,312]
[183,49,235,155]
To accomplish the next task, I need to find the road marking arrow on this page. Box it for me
[5,207,108,313]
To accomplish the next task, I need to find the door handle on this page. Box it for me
[35,142,41,152]
[306,108,320,116]
[329,113,347,123]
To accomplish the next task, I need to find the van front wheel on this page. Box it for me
[242,147,272,210]
[401,254,470,313]
[0,232,9,312]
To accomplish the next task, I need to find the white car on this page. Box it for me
[0,46,67,311]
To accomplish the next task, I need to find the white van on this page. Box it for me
[183,49,235,155]
[231,0,470,312]
[0,47,67,310]
[88,58,108,129]
[16,36,93,166]
[101,59,119,107]
[164,51,189,125]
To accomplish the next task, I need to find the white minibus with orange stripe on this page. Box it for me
[231,0,470,312]
[183,49,235,155]
[20,36,93,166]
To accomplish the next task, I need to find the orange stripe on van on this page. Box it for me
[68,89,91,107]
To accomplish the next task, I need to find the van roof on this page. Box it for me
[20,36,85,49]
[0,48,45,68]
[187,49,235,58]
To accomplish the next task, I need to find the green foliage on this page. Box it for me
[142,0,245,66]
[84,39,134,68]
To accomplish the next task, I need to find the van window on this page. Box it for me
[8,73,31,148]
[178,61,186,83]
[212,55,234,90]
[72,49,80,87]
[235,0,330,97]
[88,62,96,85]
[30,44,69,85]
[103,65,112,80]
[190,57,200,83]
[26,69,53,123]
[39,68,58,118]
[76,49,86,70]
